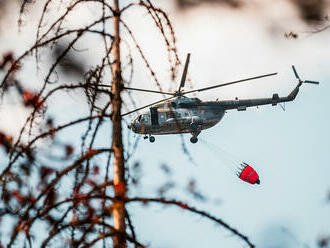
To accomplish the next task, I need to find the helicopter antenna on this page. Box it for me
[177,53,191,94]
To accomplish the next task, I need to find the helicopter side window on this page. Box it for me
[166,112,180,120]
[166,112,173,119]
[137,115,142,122]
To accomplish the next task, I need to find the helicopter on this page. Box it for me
[120,54,319,143]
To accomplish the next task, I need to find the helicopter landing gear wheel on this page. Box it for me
[190,137,198,144]
[190,131,200,144]
[149,136,155,143]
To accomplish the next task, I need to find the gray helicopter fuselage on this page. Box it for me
[123,54,318,143]
[130,96,225,135]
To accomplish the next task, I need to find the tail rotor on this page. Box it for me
[292,65,319,85]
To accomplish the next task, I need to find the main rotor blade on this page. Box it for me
[178,53,191,92]
[123,86,174,95]
[304,80,319,85]
[182,72,278,95]
[121,96,177,117]
[95,84,174,95]
[292,65,300,80]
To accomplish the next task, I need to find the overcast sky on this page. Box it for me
[124,2,330,247]
[0,1,329,247]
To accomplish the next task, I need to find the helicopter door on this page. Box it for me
[150,107,159,126]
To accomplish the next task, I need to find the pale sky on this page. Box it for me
[0,1,329,247]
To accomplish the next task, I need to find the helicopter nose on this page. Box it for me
[131,122,141,133]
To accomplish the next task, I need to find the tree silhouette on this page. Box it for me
[0,1,257,247]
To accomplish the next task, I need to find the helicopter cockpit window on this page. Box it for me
[137,114,149,123]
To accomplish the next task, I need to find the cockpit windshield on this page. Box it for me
[136,114,148,123]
